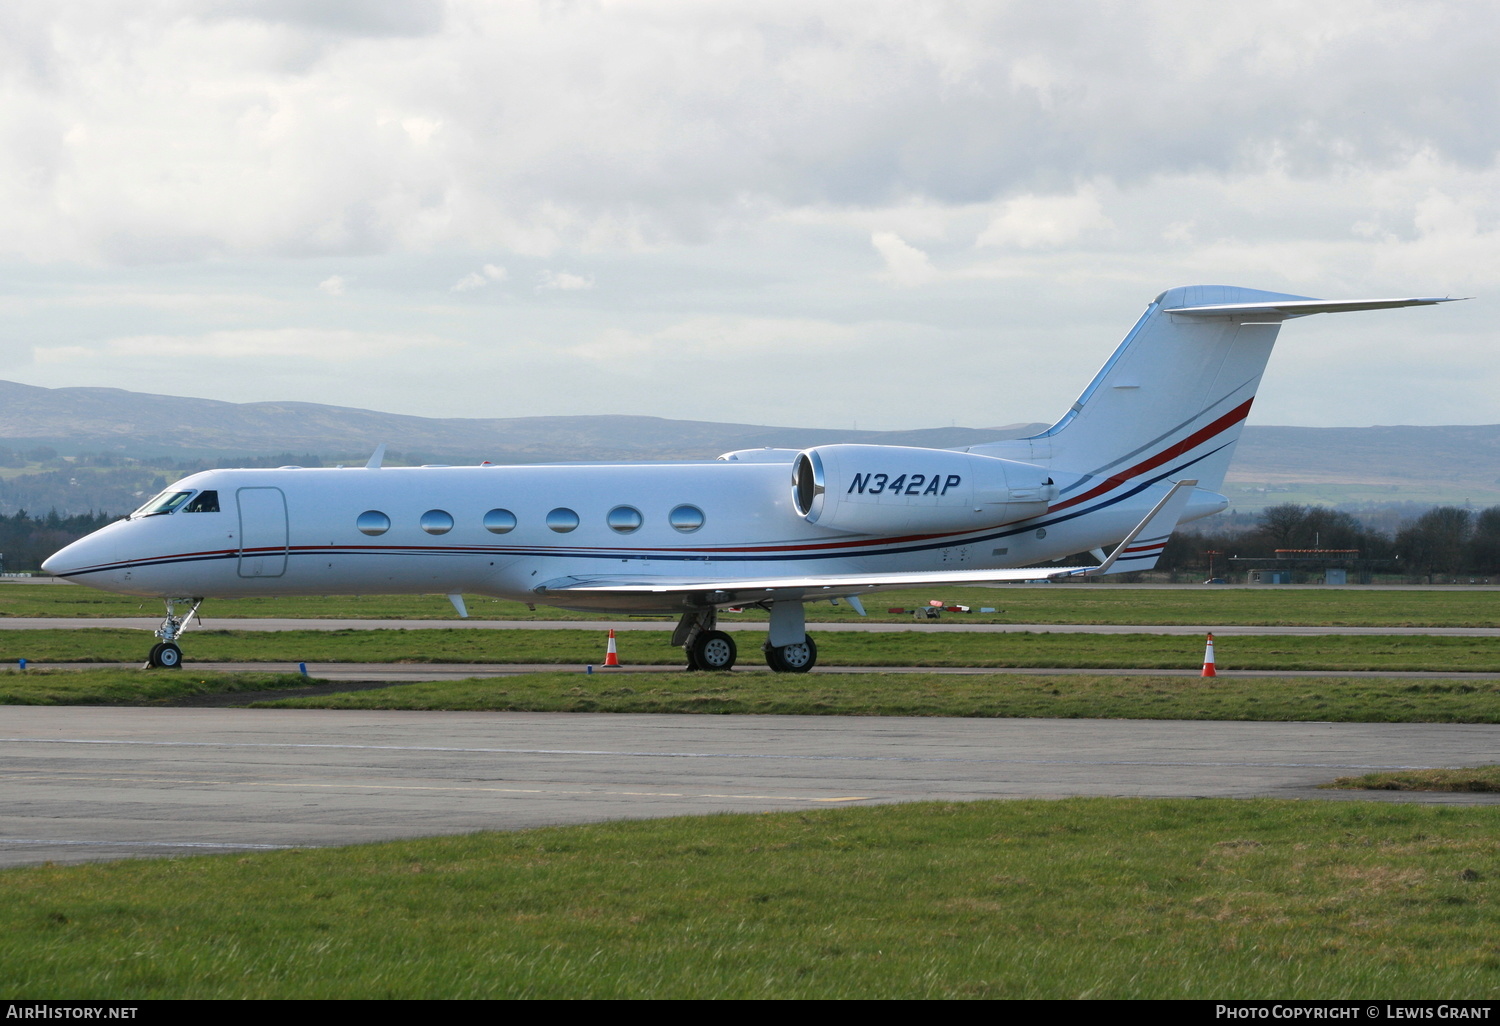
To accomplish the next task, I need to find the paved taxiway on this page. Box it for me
[3,707,1498,868]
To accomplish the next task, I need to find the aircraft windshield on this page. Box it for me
[133,489,194,517]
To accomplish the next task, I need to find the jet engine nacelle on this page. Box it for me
[791,444,1056,533]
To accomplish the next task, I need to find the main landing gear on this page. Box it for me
[763,635,817,673]
[146,597,203,669]
[673,603,820,673]
[689,630,737,671]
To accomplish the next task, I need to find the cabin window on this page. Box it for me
[483,508,517,534]
[133,490,194,517]
[420,510,454,535]
[356,510,391,536]
[669,504,704,532]
[546,508,579,533]
[607,506,643,534]
[183,490,219,513]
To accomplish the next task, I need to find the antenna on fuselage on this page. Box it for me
[365,444,387,470]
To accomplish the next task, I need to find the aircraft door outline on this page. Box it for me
[237,487,288,578]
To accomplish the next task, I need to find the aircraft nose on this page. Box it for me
[42,542,78,576]
[43,533,102,577]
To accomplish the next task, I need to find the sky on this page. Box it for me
[0,1,1495,432]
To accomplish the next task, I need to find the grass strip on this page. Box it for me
[1325,767,1500,793]
[0,669,325,706]
[253,670,1500,722]
[4,799,1498,999]
[5,628,1500,671]
[7,668,1500,722]
[4,582,1497,627]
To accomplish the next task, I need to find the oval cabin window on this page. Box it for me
[607,506,643,534]
[420,510,454,535]
[547,508,580,533]
[356,511,390,536]
[669,504,704,533]
[483,508,517,534]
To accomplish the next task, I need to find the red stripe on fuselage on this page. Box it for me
[1048,398,1253,514]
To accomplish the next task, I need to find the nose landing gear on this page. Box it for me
[146,597,203,669]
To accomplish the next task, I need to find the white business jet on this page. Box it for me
[43,285,1456,671]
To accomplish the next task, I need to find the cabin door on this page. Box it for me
[236,487,288,578]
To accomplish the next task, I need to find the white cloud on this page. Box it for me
[451,263,507,291]
[35,329,456,363]
[976,189,1112,250]
[564,316,865,363]
[536,270,594,291]
[317,274,351,296]
[871,231,938,286]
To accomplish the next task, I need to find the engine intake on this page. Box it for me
[791,444,1055,533]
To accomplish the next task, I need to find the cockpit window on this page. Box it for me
[183,490,219,513]
[133,490,194,517]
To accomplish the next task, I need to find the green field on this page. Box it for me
[4,580,1498,626]
[4,799,1497,999]
[254,670,1500,722]
[4,625,1499,672]
[1327,767,1500,792]
[7,667,1500,723]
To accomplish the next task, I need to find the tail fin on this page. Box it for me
[970,285,1457,502]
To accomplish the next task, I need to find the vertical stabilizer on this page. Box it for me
[967,285,1456,523]
[973,285,1301,495]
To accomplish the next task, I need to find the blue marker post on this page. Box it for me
[586,665,593,674]
[18,658,26,671]
[299,662,308,677]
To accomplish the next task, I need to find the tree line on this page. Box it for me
[0,510,117,573]
[1165,503,1500,579]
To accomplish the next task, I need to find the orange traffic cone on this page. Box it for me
[1200,632,1217,677]
[603,628,621,667]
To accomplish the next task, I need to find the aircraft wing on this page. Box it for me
[538,479,1199,609]
[537,564,1098,604]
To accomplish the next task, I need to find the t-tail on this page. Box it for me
[968,285,1460,522]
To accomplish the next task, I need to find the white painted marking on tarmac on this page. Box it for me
[0,736,1446,771]
[0,838,295,850]
[0,770,870,803]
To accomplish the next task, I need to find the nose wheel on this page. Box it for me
[145,597,202,669]
[148,643,183,669]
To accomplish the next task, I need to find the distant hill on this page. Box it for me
[0,379,1496,514]
[1226,424,1500,510]
[0,380,1041,462]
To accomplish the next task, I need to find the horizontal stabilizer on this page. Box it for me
[1064,478,1198,578]
[1164,297,1463,320]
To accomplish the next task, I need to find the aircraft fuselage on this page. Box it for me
[45,460,1153,613]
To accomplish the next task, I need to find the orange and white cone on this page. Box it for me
[1200,632,1217,677]
[603,628,621,667]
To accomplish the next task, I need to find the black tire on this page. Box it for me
[689,630,737,671]
[150,642,183,669]
[764,635,817,673]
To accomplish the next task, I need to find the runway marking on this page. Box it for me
[0,771,870,803]
[0,737,1448,772]
[0,838,295,850]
